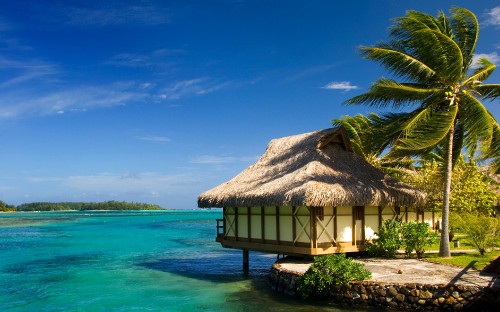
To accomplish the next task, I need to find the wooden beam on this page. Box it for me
[276,206,280,245]
[361,206,365,242]
[378,206,382,229]
[334,206,337,244]
[247,207,251,242]
[352,206,356,245]
[235,207,239,241]
[261,206,265,243]
[292,206,296,246]
[311,207,317,249]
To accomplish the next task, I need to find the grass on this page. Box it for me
[422,250,500,270]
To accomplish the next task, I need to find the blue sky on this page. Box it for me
[0,1,499,209]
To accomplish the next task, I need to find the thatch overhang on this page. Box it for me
[198,128,426,208]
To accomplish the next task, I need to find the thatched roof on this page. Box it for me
[198,128,426,208]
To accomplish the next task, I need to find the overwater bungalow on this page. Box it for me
[198,128,431,261]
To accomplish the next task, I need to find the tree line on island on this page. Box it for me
[0,200,165,212]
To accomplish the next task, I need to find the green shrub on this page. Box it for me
[296,253,371,299]
[452,213,500,255]
[401,222,438,259]
[365,219,402,258]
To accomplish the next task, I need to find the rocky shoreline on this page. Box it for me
[268,257,500,311]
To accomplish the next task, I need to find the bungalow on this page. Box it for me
[198,128,431,264]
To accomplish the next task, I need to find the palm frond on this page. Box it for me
[450,7,478,69]
[405,29,463,83]
[390,11,441,40]
[345,78,439,107]
[437,11,453,37]
[479,123,500,174]
[463,58,495,86]
[395,104,458,150]
[359,44,436,82]
[332,115,366,157]
[473,84,500,100]
[421,150,444,163]
[459,94,494,148]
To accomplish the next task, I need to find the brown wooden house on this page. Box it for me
[198,128,430,257]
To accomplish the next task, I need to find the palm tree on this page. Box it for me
[345,8,500,257]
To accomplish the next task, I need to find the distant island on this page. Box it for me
[1,200,165,212]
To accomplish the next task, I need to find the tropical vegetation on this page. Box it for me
[401,221,439,259]
[296,253,371,299]
[365,219,438,259]
[345,7,500,257]
[365,219,403,258]
[0,200,16,212]
[401,157,499,216]
[451,213,500,255]
[15,201,164,211]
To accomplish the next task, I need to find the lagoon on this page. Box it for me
[0,210,374,311]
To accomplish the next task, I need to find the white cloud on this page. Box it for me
[484,6,500,27]
[322,81,358,91]
[0,56,59,87]
[472,52,500,67]
[159,78,231,100]
[0,83,148,119]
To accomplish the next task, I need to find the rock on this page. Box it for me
[452,291,460,299]
[410,289,420,297]
[418,299,426,305]
[446,297,455,305]
[438,297,445,304]
[400,287,411,296]
[419,290,433,299]
[343,291,353,300]
[395,294,405,303]
[376,288,387,296]
[398,269,404,274]
[388,286,398,297]
[453,303,463,310]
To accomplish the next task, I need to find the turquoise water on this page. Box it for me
[0,210,372,311]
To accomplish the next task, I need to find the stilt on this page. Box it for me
[242,248,249,273]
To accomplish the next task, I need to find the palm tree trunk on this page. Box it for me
[439,123,454,258]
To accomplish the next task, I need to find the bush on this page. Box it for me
[401,222,438,259]
[296,253,371,299]
[365,219,402,258]
[452,213,500,255]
